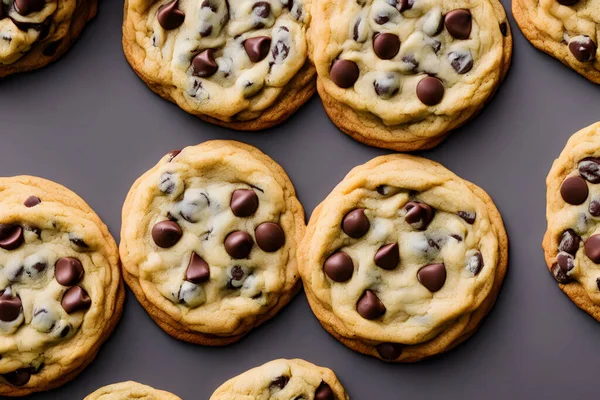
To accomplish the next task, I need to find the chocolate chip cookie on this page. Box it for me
[0,176,123,396]
[210,359,348,399]
[299,155,508,362]
[120,141,305,345]
[514,0,599,83]
[85,381,181,400]
[543,122,600,319]
[122,0,315,130]
[0,0,97,77]
[309,0,512,151]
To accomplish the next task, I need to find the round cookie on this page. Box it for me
[0,176,123,396]
[85,381,181,400]
[513,0,600,83]
[0,0,97,77]
[120,141,305,345]
[122,0,315,130]
[309,0,512,151]
[299,155,508,362]
[210,359,348,399]
[543,122,600,320]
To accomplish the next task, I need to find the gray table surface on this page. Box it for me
[1,0,599,398]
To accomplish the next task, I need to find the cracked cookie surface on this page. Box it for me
[299,154,508,362]
[309,0,512,151]
[120,141,305,345]
[0,176,123,396]
[85,381,181,400]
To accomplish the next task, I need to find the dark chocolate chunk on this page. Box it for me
[315,382,334,400]
[585,234,600,263]
[61,286,91,314]
[404,201,434,230]
[244,36,271,62]
[458,211,476,224]
[569,36,597,62]
[556,251,575,272]
[186,252,210,283]
[0,225,24,251]
[192,49,218,77]
[157,0,185,30]
[559,229,580,254]
[3,368,31,386]
[0,291,22,322]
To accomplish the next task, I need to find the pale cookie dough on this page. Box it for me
[122,0,315,130]
[514,0,600,83]
[210,359,348,400]
[543,122,600,320]
[120,141,305,345]
[0,176,123,396]
[0,0,97,77]
[309,0,512,151]
[85,381,181,400]
[299,155,508,362]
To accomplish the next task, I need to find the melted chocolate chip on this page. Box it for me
[397,0,413,12]
[458,211,476,224]
[590,200,600,217]
[444,9,472,40]
[560,175,589,205]
[404,201,434,230]
[324,252,354,282]
[255,222,285,252]
[3,368,31,386]
[551,263,572,283]
[559,229,580,254]
[315,382,334,400]
[448,51,473,74]
[556,251,575,272]
[330,59,359,88]
[466,252,484,275]
[569,36,597,62]
[376,342,403,360]
[14,0,45,15]
[374,77,399,99]
[373,33,400,60]
[24,196,41,207]
[0,225,24,250]
[374,14,389,25]
[0,291,22,322]
[224,231,254,259]
[499,22,508,36]
[227,266,247,289]
[186,252,210,283]
[356,290,386,319]
[192,49,218,77]
[374,243,399,270]
[55,258,84,286]
[69,236,88,248]
[152,221,183,248]
[244,36,271,62]
[417,263,446,292]
[61,286,91,314]
[271,376,289,390]
[342,209,370,238]
[253,1,270,17]
[579,158,600,183]
[230,189,259,217]
[157,0,185,30]
[585,234,600,263]
[416,76,444,105]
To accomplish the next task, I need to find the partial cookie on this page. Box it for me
[120,141,305,345]
[85,381,181,400]
[210,359,348,399]
[299,155,508,362]
[309,0,512,151]
[122,0,315,130]
[543,122,600,320]
[0,176,123,396]
[0,0,97,77]
[513,0,599,83]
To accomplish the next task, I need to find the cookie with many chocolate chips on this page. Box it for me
[0,0,97,77]
[120,141,305,345]
[299,155,508,362]
[85,381,181,400]
[209,359,348,399]
[122,0,315,130]
[0,176,123,396]
[309,0,512,151]
[543,122,600,319]
[513,0,600,83]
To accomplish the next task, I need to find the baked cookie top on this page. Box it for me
[85,381,181,400]
[299,155,507,361]
[0,176,122,396]
[544,122,600,317]
[123,0,310,121]
[120,141,305,344]
[209,359,348,400]
[514,0,599,83]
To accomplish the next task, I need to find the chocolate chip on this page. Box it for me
[373,33,400,60]
[557,0,579,4]
[569,36,597,62]
[417,263,446,292]
[14,0,45,15]
[401,55,419,72]
[0,291,21,322]
[167,150,181,161]
[589,200,600,217]
[416,76,444,105]
[397,0,413,12]
[24,196,40,207]
[450,234,463,242]
[244,36,271,62]
[597,277,600,290]
[42,40,61,56]
[271,376,289,390]
[560,176,589,205]
[315,382,334,400]
[404,201,434,230]
[448,51,473,74]
[376,343,403,360]
[585,234,600,263]
[55,258,84,286]
[466,252,484,275]
[374,76,399,99]
[0,225,24,250]
[556,251,575,272]
[201,0,216,11]
[152,221,182,248]
[374,14,389,25]
[186,252,210,283]
[227,266,246,289]
[3,368,31,386]
[323,252,354,282]
[499,22,508,36]
[458,211,476,224]
[69,235,88,248]
[224,231,253,259]
[230,189,259,217]
[272,40,290,62]
[353,19,362,41]
[200,25,213,36]
[253,1,270,17]
[255,222,285,252]
[357,290,386,319]
[330,59,359,88]
[342,209,370,238]
[192,49,218,77]
[374,243,399,270]
[444,9,471,40]
[61,286,91,314]
[551,263,572,283]
[559,229,581,254]
[579,158,600,183]
[33,262,46,272]
[157,0,185,30]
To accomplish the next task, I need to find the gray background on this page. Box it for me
[0,0,599,397]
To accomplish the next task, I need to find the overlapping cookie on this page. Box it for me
[299,155,508,362]
[210,359,348,399]
[0,176,123,396]
[85,381,181,400]
[514,0,599,83]
[0,0,97,77]
[309,0,512,151]
[543,122,600,319]
[122,0,314,130]
[120,141,305,345]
